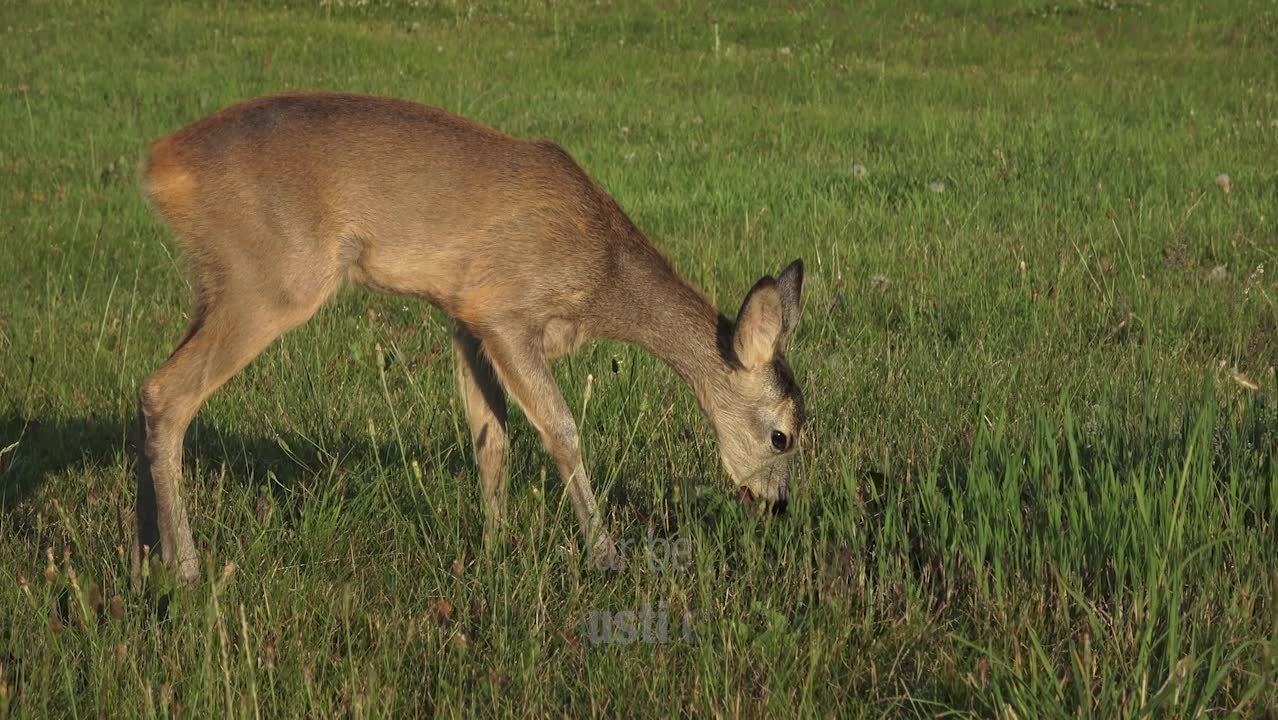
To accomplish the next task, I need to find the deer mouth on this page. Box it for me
[736,485,789,516]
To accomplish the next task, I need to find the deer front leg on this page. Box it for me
[478,330,617,568]
[452,326,509,532]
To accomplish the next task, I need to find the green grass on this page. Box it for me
[2,0,1276,716]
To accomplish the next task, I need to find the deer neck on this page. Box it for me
[592,244,732,415]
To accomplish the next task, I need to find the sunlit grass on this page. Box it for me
[0,0,1275,716]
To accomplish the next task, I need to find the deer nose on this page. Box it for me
[770,484,789,516]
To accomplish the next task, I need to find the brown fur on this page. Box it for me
[135,92,806,581]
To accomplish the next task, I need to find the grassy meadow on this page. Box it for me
[1,0,1277,716]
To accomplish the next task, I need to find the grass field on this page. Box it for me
[2,0,1277,716]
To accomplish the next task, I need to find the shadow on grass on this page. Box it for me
[0,410,478,518]
[0,406,662,558]
[0,412,133,511]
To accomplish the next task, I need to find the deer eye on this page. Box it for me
[770,430,788,452]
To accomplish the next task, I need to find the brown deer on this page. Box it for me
[137,92,806,582]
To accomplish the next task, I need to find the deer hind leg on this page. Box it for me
[452,326,509,532]
[476,329,617,568]
[134,263,336,583]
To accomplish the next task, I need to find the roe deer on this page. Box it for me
[137,92,806,582]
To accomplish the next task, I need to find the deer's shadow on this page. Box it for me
[0,410,480,518]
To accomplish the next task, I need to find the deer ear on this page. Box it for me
[775,258,804,351]
[734,276,784,369]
